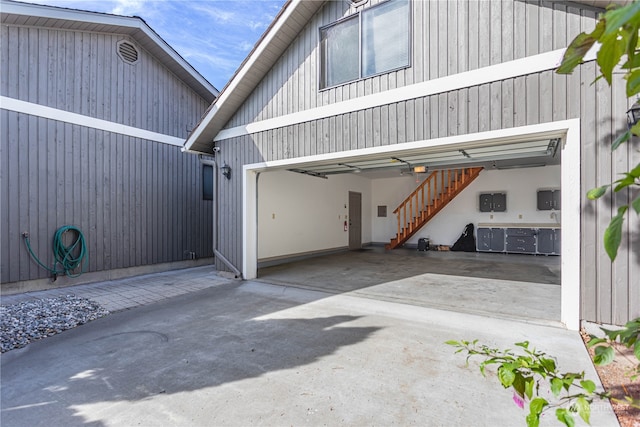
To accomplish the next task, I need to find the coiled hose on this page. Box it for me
[23,225,88,279]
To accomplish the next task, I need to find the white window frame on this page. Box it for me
[319,0,411,90]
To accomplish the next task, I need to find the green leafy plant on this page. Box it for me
[556,1,640,261]
[446,340,606,427]
[587,318,640,409]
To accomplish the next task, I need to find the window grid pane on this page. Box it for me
[362,0,409,77]
[320,16,359,88]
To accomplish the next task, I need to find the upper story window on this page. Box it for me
[320,0,410,89]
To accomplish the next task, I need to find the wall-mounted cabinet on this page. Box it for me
[479,193,506,212]
[477,224,560,255]
[537,189,561,210]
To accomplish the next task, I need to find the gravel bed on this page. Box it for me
[0,295,109,353]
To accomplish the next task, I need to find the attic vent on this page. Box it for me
[117,40,139,64]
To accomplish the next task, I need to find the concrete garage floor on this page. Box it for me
[1,278,617,427]
[258,247,562,325]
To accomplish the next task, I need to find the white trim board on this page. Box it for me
[1,96,185,146]
[243,119,582,330]
[217,48,595,142]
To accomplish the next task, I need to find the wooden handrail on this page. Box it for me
[388,167,483,249]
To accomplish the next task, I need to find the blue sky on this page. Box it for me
[21,0,286,91]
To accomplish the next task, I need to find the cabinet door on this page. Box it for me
[552,190,561,210]
[479,194,493,212]
[553,229,561,254]
[490,228,505,252]
[537,190,553,210]
[537,229,555,254]
[492,193,506,212]
[477,228,492,251]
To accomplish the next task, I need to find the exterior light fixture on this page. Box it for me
[221,163,231,180]
[626,99,640,129]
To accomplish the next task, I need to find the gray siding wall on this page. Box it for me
[226,0,594,129]
[1,24,213,286]
[213,0,639,325]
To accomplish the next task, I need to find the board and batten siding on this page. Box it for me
[1,23,213,287]
[212,0,638,325]
[225,0,599,129]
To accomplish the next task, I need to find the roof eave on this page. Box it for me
[1,0,218,103]
[183,0,325,154]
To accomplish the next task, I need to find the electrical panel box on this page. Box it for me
[479,193,506,212]
[537,189,561,210]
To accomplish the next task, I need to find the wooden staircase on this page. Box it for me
[386,167,483,249]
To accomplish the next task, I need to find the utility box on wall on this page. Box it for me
[479,193,506,212]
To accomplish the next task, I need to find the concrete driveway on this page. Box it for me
[1,279,617,426]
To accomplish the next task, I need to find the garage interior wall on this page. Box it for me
[372,165,562,246]
[257,164,562,260]
[258,170,372,260]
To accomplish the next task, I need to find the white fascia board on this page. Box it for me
[1,1,217,98]
[2,96,184,146]
[216,47,598,142]
[183,0,303,152]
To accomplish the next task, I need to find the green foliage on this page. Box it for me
[447,340,606,427]
[557,1,640,261]
[587,318,640,385]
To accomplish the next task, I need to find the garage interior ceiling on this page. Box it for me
[288,138,561,179]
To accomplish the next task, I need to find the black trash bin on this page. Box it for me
[417,238,430,251]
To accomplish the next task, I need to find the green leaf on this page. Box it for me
[573,396,591,424]
[557,32,597,74]
[556,408,576,427]
[551,377,564,396]
[593,345,616,365]
[540,357,556,373]
[580,379,597,394]
[498,365,516,388]
[526,412,540,427]
[630,121,640,137]
[631,194,640,213]
[614,174,636,192]
[445,340,461,346]
[611,130,631,150]
[604,206,628,261]
[602,2,640,37]
[587,337,607,347]
[525,377,535,400]
[627,69,640,97]
[598,34,624,85]
[530,397,548,415]
[513,373,526,398]
[587,185,608,200]
[635,340,640,361]
[630,163,640,178]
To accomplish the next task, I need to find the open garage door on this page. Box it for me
[243,121,581,330]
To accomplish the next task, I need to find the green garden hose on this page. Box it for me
[23,225,88,279]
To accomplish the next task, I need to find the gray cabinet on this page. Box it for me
[479,193,506,212]
[537,228,561,255]
[506,228,537,253]
[477,228,505,252]
[537,190,561,210]
[477,224,560,255]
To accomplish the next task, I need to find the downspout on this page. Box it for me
[199,153,242,278]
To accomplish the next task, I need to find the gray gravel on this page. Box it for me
[0,295,109,353]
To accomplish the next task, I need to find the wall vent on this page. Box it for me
[117,40,139,64]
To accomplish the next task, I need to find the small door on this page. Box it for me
[348,191,362,250]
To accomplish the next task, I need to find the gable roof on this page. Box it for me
[0,0,218,103]
[183,0,631,155]
[183,0,324,154]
